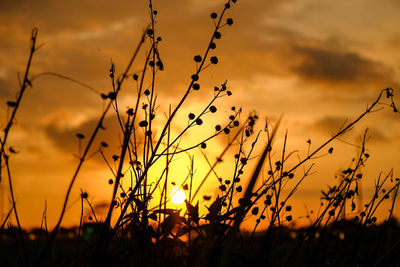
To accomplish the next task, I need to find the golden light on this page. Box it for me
[170,187,186,205]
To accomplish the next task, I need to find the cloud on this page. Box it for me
[0,78,14,99]
[44,111,151,165]
[365,128,387,143]
[291,45,394,86]
[312,115,388,143]
[0,0,226,35]
[0,0,147,33]
[45,115,127,159]
[313,115,348,134]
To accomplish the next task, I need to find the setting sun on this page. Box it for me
[1,0,400,265]
[170,188,186,205]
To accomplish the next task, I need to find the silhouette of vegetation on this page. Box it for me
[1,0,400,266]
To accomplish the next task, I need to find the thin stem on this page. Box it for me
[5,155,28,266]
[0,28,38,184]
[36,26,148,266]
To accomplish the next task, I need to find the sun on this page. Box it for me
[170,188,186,205]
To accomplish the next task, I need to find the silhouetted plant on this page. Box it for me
[1,0,400,266]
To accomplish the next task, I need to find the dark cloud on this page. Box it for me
[45,115,142,162]
[291,45,394,85]
[0,0,223,34]
[0,0,146,33]
[312,115,388,143]
[365,128,387,143]
[313,115,348,134]
[0,0,297,102]
[1,0,397,98]
[0,78,14,99]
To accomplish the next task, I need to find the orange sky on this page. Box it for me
[1,0,400,230]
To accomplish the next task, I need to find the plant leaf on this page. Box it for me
[185,200,199,224]
[205,196,222,221]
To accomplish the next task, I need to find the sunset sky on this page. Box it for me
[1,0,400,229]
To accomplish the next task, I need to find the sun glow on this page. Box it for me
[170,188,186,205]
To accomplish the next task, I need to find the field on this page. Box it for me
[1,0,400,266]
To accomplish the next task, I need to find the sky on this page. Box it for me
[0,0,400,229]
